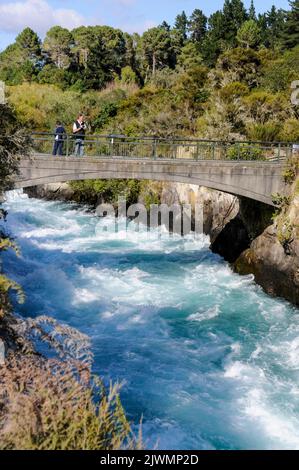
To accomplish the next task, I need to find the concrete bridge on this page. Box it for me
[15,154,286,206]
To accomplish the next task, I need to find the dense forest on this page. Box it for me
[0,0,298,142]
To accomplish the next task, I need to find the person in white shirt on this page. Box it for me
[73,113,86,156]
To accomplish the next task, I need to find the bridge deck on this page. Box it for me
[16,153,287,206]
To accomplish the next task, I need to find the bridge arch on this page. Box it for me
[15,155,286,206]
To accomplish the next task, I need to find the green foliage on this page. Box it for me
[247,122,282,142]
[15,27,41,62]
[237,20,261,49]
[282,156,299,184]
[219,82,249,100]
[272,193,291,208]
[119,66,138,85]
[222,0,248,46]
[0,354,142,450]
[174,11,188,41]
[1,2,298,144]
[94,103,118,130]
[0,104,30,319]
[0,219,24,319]
[0,275,24,318]
[188,9,207,43]
[217,47,261,87]
[283,168,297,184]
[258,6,286,49]
[141,27,173,76]
[243,91,289,124]
[43,26,74,70]
[177,43,203,70]
[0,103,31,191]
[69,179,142,207]
[0,1,297,90]
[260,46,299,92]
[279,119,299,142]
[227,143,264,160]
[282,0,299,49]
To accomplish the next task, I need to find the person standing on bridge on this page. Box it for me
[73,113,86,157]
[52,121,66,156]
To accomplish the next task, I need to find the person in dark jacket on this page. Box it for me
[53,121,66,156]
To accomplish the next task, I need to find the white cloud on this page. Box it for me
[0,0,85,35]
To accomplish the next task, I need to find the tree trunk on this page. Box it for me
[152,53,156,76]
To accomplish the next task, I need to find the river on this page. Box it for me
[1,189,299,450]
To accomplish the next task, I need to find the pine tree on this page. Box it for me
[72,26,95,68]
[201,11,226,66]
[248,0,256,20]
[15,28,41,62]
[261,6,286,49]
[282,0,299,49]
[178,42,203,70]
[159,21,171,31]
[174,11,188,41]
[43,26,74,69]
[237,19,261,48]
[142,27,172,75]
[188,9,207,44]
[222,0,248,46]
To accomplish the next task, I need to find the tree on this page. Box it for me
[15,28,41,63]
[43,26,74,69]
[0,28,41,84]
[92,26,126,75]
[120,66,137,85]
[0,104,31,192]
[217,47,261,88]
[174,11,188,41]
[237,20,261,48]
[248,0,256,20]
[123,33,136,70]
[258,7,286,49]
[178,42,203,70]
[222,0,248,45]
[81,37,113,90]
[141,27,172,76]
[159,21,171,31]
[188,9,207,44]
[282,0,299,49]
[72,26,95,68]
[201,11,226,66]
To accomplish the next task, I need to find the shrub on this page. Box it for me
[69,179,142,206]
[0,354,142,450]
[247,122,281,142]
[219,81,249,101]
[279,119,299,142]
[227,143,264,160]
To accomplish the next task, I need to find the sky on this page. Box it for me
[0,0,291,51]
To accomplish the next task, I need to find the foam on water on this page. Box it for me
[1,189,299,450]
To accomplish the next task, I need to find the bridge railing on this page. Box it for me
[30,133,298,162]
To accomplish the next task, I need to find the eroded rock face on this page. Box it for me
[24,183,75,201]
[234,188,299,306]
[160,183,239,239]
[210,216,251,263]
[235,226,299,305]
[210,197,273,263]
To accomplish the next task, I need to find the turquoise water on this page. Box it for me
[2,190,299,450]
